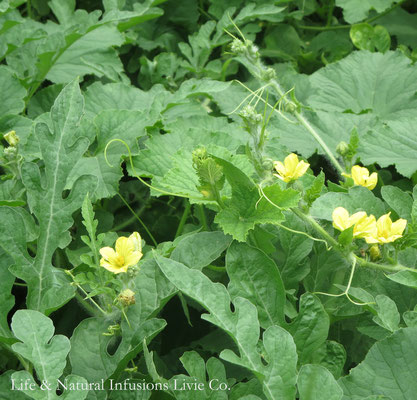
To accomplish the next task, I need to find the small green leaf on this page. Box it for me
[373,294,400,332]
[337,225,354,246]
[214,157,299,241]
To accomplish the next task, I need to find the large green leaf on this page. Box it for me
[66,109,148,200]
[358,118,417,178]
[70,317,166,383]
[7,80,96,313]
[11,310,88,399]
[171,231,232,270]
[339,327,417,399]
[0,66,26,116]
[155,254,298,400]
[226,242,286,328]
[298,364,343,400]
[287,293,330,364]
[335,0,395,24]
[310,186,386,221]
[309,51,417,119]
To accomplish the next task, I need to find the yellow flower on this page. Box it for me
[273,153,309,183]
[365,213,407,244]
[332,207,377,238]
[343,165,378,190]
[99,233,143,274]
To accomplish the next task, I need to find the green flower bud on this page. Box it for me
[336,141,349,156]
[118,289,136,307]
[260,67,276,81]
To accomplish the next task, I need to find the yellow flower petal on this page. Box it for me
[367,172,378,190]
[99,233,144,274]
[391,218,407,236]
[284,153,299,174]
[365,213,407,244]
[332,207,350,231]
[115,236,134,258]
[129,232,142,252]
[294,160,310,179]
[124,251,142,267]
[354,214,377,238]
[350,165,378,190]
[99,246,116,260]
[273,153,309,182]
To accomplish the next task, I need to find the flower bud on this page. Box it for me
[128,232,142,253]
[369,245,381,261]
[336,141,349,156]
[118,289,136,307]
[4,130,19,147]
[260,67,276,81]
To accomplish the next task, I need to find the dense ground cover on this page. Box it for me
[1,0,417,398]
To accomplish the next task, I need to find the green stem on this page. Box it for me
[206,264,226,272]
[197,204,209,231]
[291,207,339,248]
[354,256,414,273]
[326,0,335,27]
[118,193,158,247]
[175,200,191,238]
[66,270,108,316]
[27,0,32,18]
[74,292,103,317]
[269,80,345,175]
[112,201,148,231]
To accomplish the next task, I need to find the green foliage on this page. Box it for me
[2,0,417,398]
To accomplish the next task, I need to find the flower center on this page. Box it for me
[114,254,126,268]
